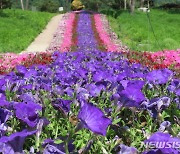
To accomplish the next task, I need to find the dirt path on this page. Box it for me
[22,14,63,53]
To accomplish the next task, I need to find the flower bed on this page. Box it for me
[47,13,71,52]
[59,12,76,52]
[94,14,118,51]
[125,50,180,77]
[0,52,52,75]
[0,11,179,154]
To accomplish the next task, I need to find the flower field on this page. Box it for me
[0,11,179,153]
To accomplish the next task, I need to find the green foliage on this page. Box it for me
[0,9,55,53]
[154,0,180,7]
[0,0,12,9]
[108,9,180,52]
[82,0,121,12]
[32,0,60,13]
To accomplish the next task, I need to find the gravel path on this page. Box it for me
[22,14,64,53]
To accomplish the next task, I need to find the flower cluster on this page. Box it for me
[0,52,52,75]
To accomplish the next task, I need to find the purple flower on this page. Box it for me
[19,93,37,103]
[16,65,27,75]
[174,97,180,109]
[120,87,145,107]
[0,129,36,153]
[93,71,105,82]
[43,138,75,154]
[86,83,104,97]
[52,98,72,115]
[14,102,42,127]
[141,97,170,118]
[143,132,180,154]
[146,69,173,85]
[0,94,10,107]
[78,102,111,136]
[167,79,180,96]
[158,121,171,132]
[120,80,145,90]
[117,144,138,154]
[0,108,11,137]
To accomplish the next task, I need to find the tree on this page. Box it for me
[124,0,127,9]
[129,0,135,13]
[25,0,29,10]
[154,0,180,7]
[20,0,24,10]
[140,0,144,7]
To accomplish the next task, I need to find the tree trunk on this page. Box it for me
[124,0,127,10]
[26,0,29,10]
[20,0,24,10]
[130,0,135,14]
[140,0,144,8]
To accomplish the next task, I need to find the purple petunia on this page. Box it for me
[0,94,10,107]
[0,129,36,153]
[141,97,171,118]
[0,108,12,137]
[43,138,75,154]
[78,102,111,136]
[158,121,171,132]
[119,87,145,107]
[52,98,72,115]
[143,132,180,154]
[117,144,138,154]
[146,69,173,85]
[14,102,42,127]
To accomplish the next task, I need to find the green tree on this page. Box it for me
[154,0,180,7]
[33,0,60,13]
[0,0,12,9]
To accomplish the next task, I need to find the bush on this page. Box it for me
[71,0,84,11]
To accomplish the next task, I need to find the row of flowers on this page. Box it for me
[0,11,179,154]
[47,13,73,52]
[93,14,118,52]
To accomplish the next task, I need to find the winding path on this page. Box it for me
[23,14,63,53]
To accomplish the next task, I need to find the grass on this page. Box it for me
[107,9,180,52]
[0,9,55,53]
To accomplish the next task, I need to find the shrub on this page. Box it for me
[71,0,84,11]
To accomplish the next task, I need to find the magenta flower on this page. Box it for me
[78,102,111,136]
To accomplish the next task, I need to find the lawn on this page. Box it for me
[0,9,55,53]
[107,9,180,52]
